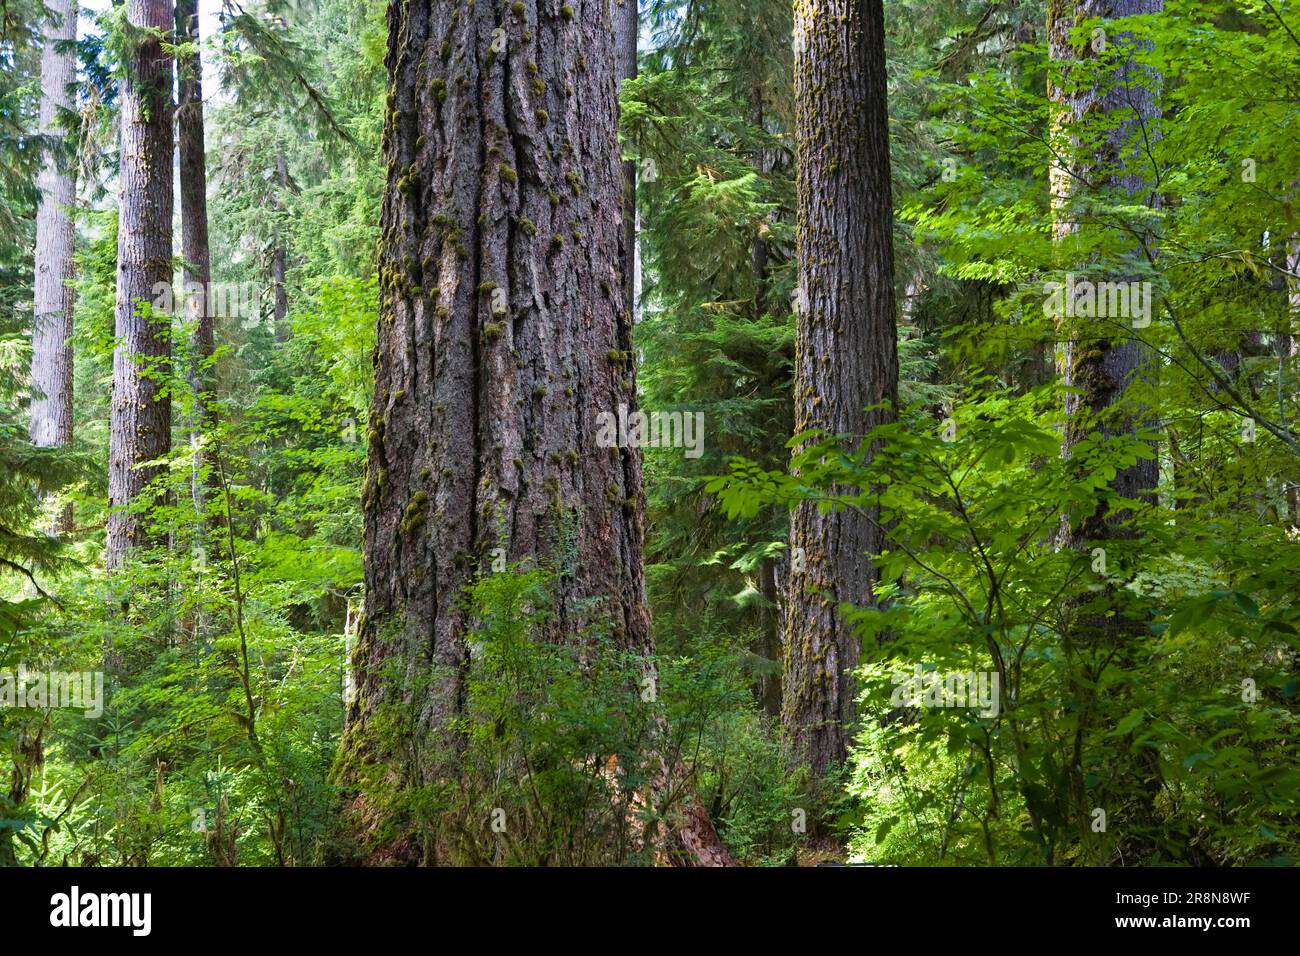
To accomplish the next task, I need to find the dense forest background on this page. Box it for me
[1,0,1298,867]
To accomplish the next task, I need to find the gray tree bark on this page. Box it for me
[783,0,899,779]
[30,0,77,525]
[107,0,174,569]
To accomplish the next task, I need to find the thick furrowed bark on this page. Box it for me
[337,0,731,866]
[107,0,174,570]
[784,0,898,780]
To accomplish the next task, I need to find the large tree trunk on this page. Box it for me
[338,0,729,865]
[107,0,174,569]
[30,0,77,530]
[176,0,214,518]
[783,0,898,779]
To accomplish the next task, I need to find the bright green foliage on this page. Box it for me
[4,0,380,866]
[707,0,1300,865]
[712,385,1300,864]
[627,0,796,692]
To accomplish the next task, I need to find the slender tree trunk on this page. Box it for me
[176,0,214,518]
[272,154,290,343]
[783,0,898,779]
[1049,0,1162,548]
[107,0,174,569]
[0,721,45,867]
[749,81,783,720]
[30,0,77,532]
[1288,236,1300,528]
[758,556,782,718]
[338,0,729,865]
[614,0,636,318]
